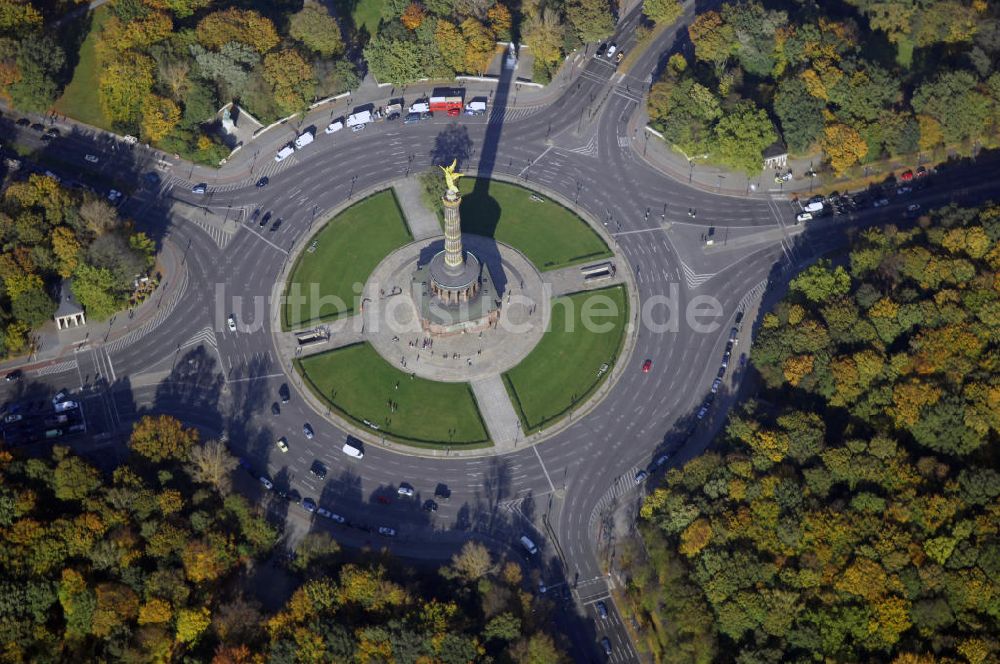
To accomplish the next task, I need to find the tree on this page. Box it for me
[99,53,155,124]
[484,612,521,641]
[189,42,259,97]
[52,453,101,501]
[774,78,825,153]
[262,50,314,116]
[644,0,683,25]
[140,94,180,143]
[822,123,868,175]
[790,262,852,303]
[176,606,211,643]
[289,6,345,57]
[461,18,495,75]
[487,3,512,40]
[435,20,467,73]
[523,9,563,68]
[52,226,81,278]
[186,439,237,494]
[401,3,427,31]
[451,541,492,581]
[71,264,120,321]
[688,10,734,72]
[711,101,776,175]
[129,415,199,463]
[565,0,613,43]
[912,70,991,144]
[0,0,42,33]
[144,0,211,18]
[195,9,279,53]
[510,632,564,664]
[8,37,65,113]
[11,284,53,328]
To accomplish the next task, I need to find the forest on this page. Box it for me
[0,173,154,358]
[623,203,1000,663]
[648,1,1000,175]
[0,414,566,662]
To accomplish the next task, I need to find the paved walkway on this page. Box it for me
[393,179,442,240]
[471,375,521,450]
[543,263,626,297]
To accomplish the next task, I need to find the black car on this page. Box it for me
[4,369,22,382]
[279,383,290,403]
[422,499,438,512]
[15,118,29,127]
[259,211,271,228]
[596,600,608,618]
[386,112,400,121]
[29,123,44,132]
[309,460,327,480]
[270,218,282,231]
[44,127,59,137]
[271,402,280,416]
[256,176,269,187]
[434,484,451,501]
[40,133,54,142]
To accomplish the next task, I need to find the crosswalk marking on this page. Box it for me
[31,359,79,377]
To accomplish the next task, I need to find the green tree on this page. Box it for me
[774,78,825,153]
[912,70,991,144]
[790,262,852,303]
[71,264,120,321]
[262,50,315,116]
[11,286,54,328]
[565,0,613,43]
[8,36,65,113]
[644,0,683,25]
[289,6,345,57]
[483,611,522,641]
[364,34,430,84]
[711,100,776,175]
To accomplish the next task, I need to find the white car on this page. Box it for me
[259,476,274,490]
[606,44,617,58]
[325,120,344,134]
[397,485,415,497]
[378,526,396,537]
[276,437,289,453]
[318,508,346,523]
[84,154,99,163]
[227,315,237,332]
[795,212,813,223]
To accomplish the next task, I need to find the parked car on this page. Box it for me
[404,112,422,124]
[606,44,617,58]
[795,212,813,223]
[270,218,282,232]
[873,198,890,207]
[378,526,396,537]
[711,378,722,393]
[275,437,288,453]
[191,183,207,194]
[259,476,274,490]
[271,402,280,416]
[29,123,44,132]
[434,484,451,501]
[422,499,438,512]
[397,485,415,497]
[15,117,29,127]
[596,601,608,618]
[310,459,326,479]
[601,637,613,655]
[634,470,648,485]
[84,154,99,163]
[615,51,624,63]
[900,169,914,181]
[325,120,344,134]
[302,498,317,513]
[303,423,314,439]
[279,383,290,403]
[5,369,22,382]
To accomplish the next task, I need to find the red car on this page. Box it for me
[642,359,652,373]
[900,170,914,182]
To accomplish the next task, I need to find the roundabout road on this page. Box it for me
[17,4,1000,661]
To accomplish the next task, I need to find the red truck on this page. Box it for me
[429,95,463,116]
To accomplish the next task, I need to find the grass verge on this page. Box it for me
[503,285,628,433]
[283,190,411,330]
[295,343,490,448]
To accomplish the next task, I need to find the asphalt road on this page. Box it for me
[4,5,1000,661]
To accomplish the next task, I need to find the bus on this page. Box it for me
[580,261,616,282]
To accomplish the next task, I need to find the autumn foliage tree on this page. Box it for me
[129,415,199,463]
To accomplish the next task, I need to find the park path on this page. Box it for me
[393,179,442,240]
[471,375,521,451]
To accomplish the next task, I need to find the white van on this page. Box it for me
[346,110,372,127]
[325,120,344,134]
[465,100,487,115]
[408,102,430,114]
[294,131,314,149]
[802,201,824,213]
[342,440,364,459]
[519,535,538,555]
[275,145,294,162]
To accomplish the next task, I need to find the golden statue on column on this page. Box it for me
[441,159,463,199]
